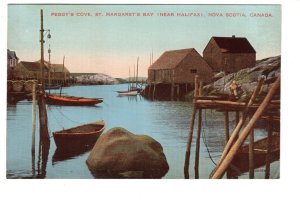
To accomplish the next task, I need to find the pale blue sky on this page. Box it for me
[7,4,281,77]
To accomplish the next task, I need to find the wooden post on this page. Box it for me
[38,9,49,142]
[224,111,230,142]
[171,83,174,100]
[31,81,36,154]
[265,117,273,179]
[148,84,152,97]
[152,84,156,99]
[214,78,265,172]
[185,83,188,93]
[177,85,180,99]
[211,77,280,179]
[249,129,255,179]
[184,75,199,178]
[194,109,202,179]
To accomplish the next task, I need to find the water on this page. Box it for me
[6,84,279,179]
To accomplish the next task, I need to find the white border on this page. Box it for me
[1,0,300,199]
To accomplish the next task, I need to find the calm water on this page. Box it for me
[6,84,279,179]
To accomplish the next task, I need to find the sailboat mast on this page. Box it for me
[128,66,131,90]
[63,56,65,86]
[136,56,139,88]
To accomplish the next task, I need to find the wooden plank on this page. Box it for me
[249,129,255,179]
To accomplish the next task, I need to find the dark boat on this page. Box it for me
[232,134,280,175]
[46,94,103,106]
[45,84,61,90]
[53,120,105,149]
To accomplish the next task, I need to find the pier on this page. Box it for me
[184,75,280,179]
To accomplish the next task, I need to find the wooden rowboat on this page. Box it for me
[46,94,103,106]
[232,134,280,174]
[53,120,105,149]
[116,90,138,96]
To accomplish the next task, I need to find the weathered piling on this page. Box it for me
[38,9,49,142]
[184,75,200,178]
[211,76,280,179]
[265,117,273,179]
[31,81,36,154]
[249,129,255,179]
[194,109,202,179]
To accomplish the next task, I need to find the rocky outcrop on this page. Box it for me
[86,128,169,178]
[75,73,119,85]
[184,55,281,102]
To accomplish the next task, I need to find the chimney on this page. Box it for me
[232,35,236,38]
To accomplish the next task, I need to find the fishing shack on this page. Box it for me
[203,36,256,73]
[146,48,213,99]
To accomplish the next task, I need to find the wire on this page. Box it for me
[201,113,218,166]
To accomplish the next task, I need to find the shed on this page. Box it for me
[13,61,49,80]
[203,36,256,73]
[148,48,213,84]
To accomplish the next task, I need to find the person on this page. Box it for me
[229,80,238,98]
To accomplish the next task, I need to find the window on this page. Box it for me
[190,69,197,74]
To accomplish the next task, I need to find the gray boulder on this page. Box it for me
[86,128,169,178]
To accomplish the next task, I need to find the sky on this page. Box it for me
[7,4,281,78]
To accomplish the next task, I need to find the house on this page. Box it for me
[148,48,213,84]
[13,61,49,80]
[44,61,71,83]
[7,49,19,79]
[203,36,256,73]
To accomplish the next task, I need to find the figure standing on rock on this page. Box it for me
[230,80,239,99]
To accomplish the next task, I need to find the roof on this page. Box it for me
[210,36,256,53]
[7,49,19,60]
[149,48,196,70]
[19,61,48,72]
[42,60,70,73]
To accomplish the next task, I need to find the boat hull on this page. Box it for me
[117,90,138,96]
[46,94,103,106]
[232,134,280,175]
[53,120,105,149]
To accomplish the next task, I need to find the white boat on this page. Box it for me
[117,90,138,96]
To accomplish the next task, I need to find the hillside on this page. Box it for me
[74,73,119,85]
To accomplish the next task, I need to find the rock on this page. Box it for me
[86,128,169,178]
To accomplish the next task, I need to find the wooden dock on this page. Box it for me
[184,75,280,179]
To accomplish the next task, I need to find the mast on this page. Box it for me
[40,10,45,88]
[136,56,139,88]
[63,56,65,86]
[48,44,51,92]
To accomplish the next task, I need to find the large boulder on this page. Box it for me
[86,128,169,178]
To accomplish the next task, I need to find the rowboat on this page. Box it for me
[117,90,138,96]
[232,134,280,174]
[46,94,103,106]
[45,83,61,90]
[53,120,105,149]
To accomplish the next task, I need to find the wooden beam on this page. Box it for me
[211,76,280,179]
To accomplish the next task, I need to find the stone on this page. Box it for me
[86,127,169,178]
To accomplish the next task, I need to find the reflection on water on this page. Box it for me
[6,84,280,179]
[52,146,92,165]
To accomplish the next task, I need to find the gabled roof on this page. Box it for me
[7,49,19,60]
[19,61,48,72]
[42,60,70,73]
[149,48,196,70]
[210,36,256,53]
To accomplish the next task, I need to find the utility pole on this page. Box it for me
[38,9,49,141]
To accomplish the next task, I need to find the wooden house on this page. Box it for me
[146,48,213,99]
[44,61,71,83]
[13,61,49,80]
[148,48,213,84]
[7,49,19,79]
[203,36,256,73]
